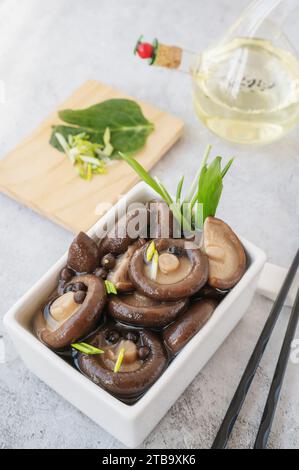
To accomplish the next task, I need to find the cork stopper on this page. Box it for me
[134,37,183,69]
[154,44,182,69]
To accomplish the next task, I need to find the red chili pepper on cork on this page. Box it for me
[134,36,158,64]
[136,42,154,59]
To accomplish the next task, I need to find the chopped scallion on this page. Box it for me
[55,128,114,180]
[71,342,104,355]
[114,347,125,373]
[149,250,159,280]
[104,280,118,295]
[146,240,156,262]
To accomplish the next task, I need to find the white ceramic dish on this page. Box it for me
[4,182,266,447]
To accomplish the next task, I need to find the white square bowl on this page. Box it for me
[3,182,266,447]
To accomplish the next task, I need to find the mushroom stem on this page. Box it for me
[50,292,80,324]
[117,340,138,364]
[158,253,180,274]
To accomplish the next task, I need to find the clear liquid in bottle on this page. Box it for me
[192,37,299,144]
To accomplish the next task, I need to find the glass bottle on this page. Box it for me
[136,0,299,145]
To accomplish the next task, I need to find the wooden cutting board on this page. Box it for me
[0,80,183,232]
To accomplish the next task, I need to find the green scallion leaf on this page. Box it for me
[221,158,234,178]
[182,144,212,206]
[87,163,92,181]
[154,177,173,206]
[55,131,111,180]
[194,156,223,223]
[120,145,233,231]
[114,347,125,373]
[71,342,104,355]
[176,176,184,203]
[55,132,75,164]
[104,280,118,295]
[146,240,156,262]
[149,250,159,280]
[119,152,164,198]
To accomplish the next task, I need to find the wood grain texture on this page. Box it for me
[0,80,183,232]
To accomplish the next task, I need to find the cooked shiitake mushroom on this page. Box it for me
[129,239,208,301]
[29,121,256,411]
[203,217,246,290]
[76,324,167,397]
[106,241,142,292]
[163,298,218,354]
[99,208,148,257]
[108,291,189,328]
[34,274,106,350]
[67,232,100,273]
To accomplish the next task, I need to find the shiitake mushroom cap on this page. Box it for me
[203,217,246,290]
[128,239,209,301]
[108,292,189,328]
[106,242,141,293]
[77,326,167,397]
[67,232,100,273]
[163,298,218,354]
[34,274,107,351]
[98,208,148,257]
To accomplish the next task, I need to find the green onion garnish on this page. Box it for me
[120,145,234,231]
[149,250,159,281]
[104,280,118,295]
[176,175,184,204]
[146,240,156,262]
[114,347,125,373]
[71,342,104,355]
[54,129,113,181]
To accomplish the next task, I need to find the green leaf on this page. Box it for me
[154,177,174,206]
[114,347,125,373]
[104,280,118,295]
[176,176,184,203]
[183,144,212,205]
[120,145,233,232]
[71,342,104,355]
[221,158,234,178]
[119,153,164,197]
[146,240,156,262]
[50,99,154,155]
[195,156,224,223]
[155,177,191,230]
[119,155,192,232]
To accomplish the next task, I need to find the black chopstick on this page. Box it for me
[212,249,299,449]
[254,286,299,449]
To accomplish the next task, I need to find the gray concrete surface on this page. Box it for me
[0,0,299,449]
